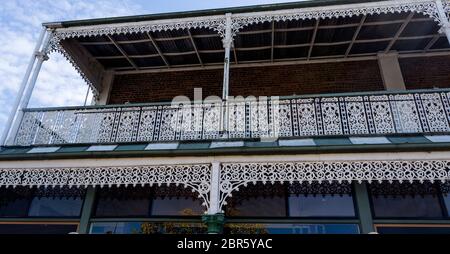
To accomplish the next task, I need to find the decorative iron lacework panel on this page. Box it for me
[96,185,200,200]
[0,186,86,201]
[14,91,450,146]
[368,181,450,197]
[218,160,450,210]
[224,182,352,200]
[0,164,211,209]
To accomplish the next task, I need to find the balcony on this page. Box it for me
[11,89,450,146]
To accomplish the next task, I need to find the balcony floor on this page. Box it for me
[2,134,450,161]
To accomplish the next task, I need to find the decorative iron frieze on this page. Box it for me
[368,181,450,197]
[218,160,450,210]
[230,1,445,35]
[0,164,211,209]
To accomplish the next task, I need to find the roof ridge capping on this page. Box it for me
[43,0,385,28]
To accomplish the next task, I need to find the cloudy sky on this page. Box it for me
[0,0,302,137]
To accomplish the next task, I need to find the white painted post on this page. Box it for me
[221,13,233,134]
[5,29,52,145]
[208,162,221,215]
[222,13,233,100]
[436,0,450,44]
[0,27,47,146]
[377,52,406,91]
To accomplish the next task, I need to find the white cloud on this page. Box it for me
[0,0,143,136]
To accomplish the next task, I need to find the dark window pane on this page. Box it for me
[90,222,207,234]
[444,194,450,217]
[94,187,152,217]
[225,183,287,217]
[369,182,445,218]
[95,198,151,217]
[0,187,85,218]
[0,224,78,234]
[377,226,450,234]
[225,223,359,234]
[227,196,286,217]
[288,195,355,217]
[28,197,83,217]
[151,198,204,216]
[371,195,443,218]
[0,198,30,217]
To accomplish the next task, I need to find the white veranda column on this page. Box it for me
[377,52,406,91]
[207,162,221,215]
[3,28,52,145]
[222,13,233,100]
[0,27,47,146]
[436,0,450,44]
[221,13,233,134]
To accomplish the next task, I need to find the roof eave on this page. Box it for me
[42,0,383,28]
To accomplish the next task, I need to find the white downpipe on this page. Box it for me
[4,29,52,145]
[0,27,46,146]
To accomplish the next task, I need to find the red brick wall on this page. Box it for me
[109,70,223,104]
[399,56,450,90]
[108,60,384,104]
[229,60,383,97]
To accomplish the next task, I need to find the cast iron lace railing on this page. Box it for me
[13,89,450,146]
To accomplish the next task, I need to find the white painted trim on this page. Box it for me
[425,135,450,142]
[2,151,450,168]
[145,143,179,150]
[210,141,245,148]
[349,137,391,144]
[86,145,117,151]
[279,139,316,146]
[27,147,61,154]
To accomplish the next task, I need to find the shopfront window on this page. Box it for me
[0,223,78,234]
[93,186,205,218]
[443,194,450,217]
[288,195,355,217]
[90,222,206,234]
[224,223,359,234]
[28,197,84,217]
[226,182,355,218]
[369,182,446,219]
[94,186,152,217]
[375,225,450,234]
[0,187,85,218]
[151,197,204,216]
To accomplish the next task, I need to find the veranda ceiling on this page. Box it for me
[42,0,450,93]
[62,11,450,71]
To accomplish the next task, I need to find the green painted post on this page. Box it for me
[78,186,96,234]
[353,183,375,234]
[202,213,225,234]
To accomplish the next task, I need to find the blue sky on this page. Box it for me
[0,0,302,137]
